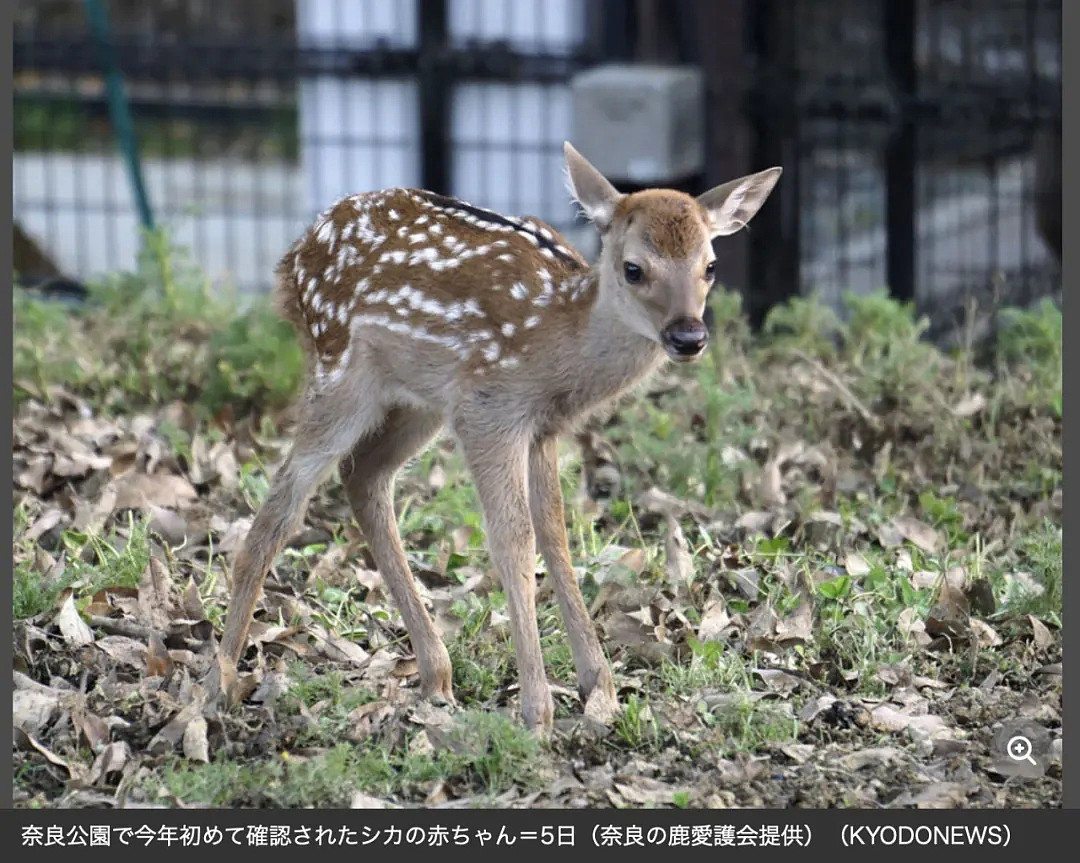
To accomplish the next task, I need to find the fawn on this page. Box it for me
[213,142,781,732]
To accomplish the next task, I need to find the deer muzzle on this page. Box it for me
[660,316,709,361]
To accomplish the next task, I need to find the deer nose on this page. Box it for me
[661,317,709,359]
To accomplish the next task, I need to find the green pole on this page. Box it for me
[83,0,155,233]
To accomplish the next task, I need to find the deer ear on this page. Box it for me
[564,141,623,230]
[697,167,783,238]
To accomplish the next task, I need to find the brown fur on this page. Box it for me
[614,189,711,258]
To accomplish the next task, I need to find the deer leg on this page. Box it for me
[456,420,553,733]
[340,407,453,703]
[215,388,384,692]
[529,436,619,722]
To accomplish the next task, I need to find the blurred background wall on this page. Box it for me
[13,0,1061,336]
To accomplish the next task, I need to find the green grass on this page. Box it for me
[14,511,151,620]
[14,229,304,419]
[155,708,545,808]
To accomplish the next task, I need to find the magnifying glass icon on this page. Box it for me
[1007,735,1038,766]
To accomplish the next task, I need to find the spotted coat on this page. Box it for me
[276,189,596,385]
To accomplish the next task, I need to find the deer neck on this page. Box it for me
[568,267,666,399]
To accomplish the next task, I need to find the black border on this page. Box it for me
[4,0,16,814]
[1061,0,1075,811]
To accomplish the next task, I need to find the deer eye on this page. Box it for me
[705,261,716,280]
[623,262,643,284]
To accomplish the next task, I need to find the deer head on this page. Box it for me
[564,141,782,362]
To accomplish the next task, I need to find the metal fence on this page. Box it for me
[13,0,1062,335]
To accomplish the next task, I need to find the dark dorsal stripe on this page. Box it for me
[415,190,581,266]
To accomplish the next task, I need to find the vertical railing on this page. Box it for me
[883,0,917,304]
[83,0,156,234]
[747,0,800,329]
[418,0,450,193]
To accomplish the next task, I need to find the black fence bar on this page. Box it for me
[746,0,800,329]
[884,0,917,305]
[418,0,449,194]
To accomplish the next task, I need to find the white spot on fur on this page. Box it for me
[316,219,336,245]
[524,315,541,329]
[499,356,520,369]
[463,299,484,318]
[349,313,467,359]
[510,282,529,301]
[409,247,441,266]
[501,322,516,337]
[482,342,501,362]
[388,209,400,220]
[428,222,443,235]
[496,253,515,264]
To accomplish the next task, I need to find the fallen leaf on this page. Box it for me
[635,486,710,520]
[697,599,731,641]
[72,703,111,752]
[25,508,65,543]
[876,521,904,548]
[754,668,803,695]
[146,633,174,678]
[969,618,1002,648]
[735,511,774,536]
[844,552,871,576]
[148,696,207,755]
[55,593,94,647]
[182,716,210,763]
[951,392,986,418]
[870,704,950,738]
[891,782,967,809]
[351,791,398,809]
[305,544,350,591]
[838,746,907,771]
[1029,615,1053,650]
[148,506,189,546]
[892,515,942,555]
[138,558,174,631]
[181,579,207,620]
[13,688,62,736]
[612,775,677,806]
[308,624,370,666]
[925,579,970,643]
[113,472,198,511]
[89,741,131,786]
[663,516,695,586]
[778,743,815,764]
[409,730,434,757]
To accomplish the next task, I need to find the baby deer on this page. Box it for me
[215,143,781,732]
